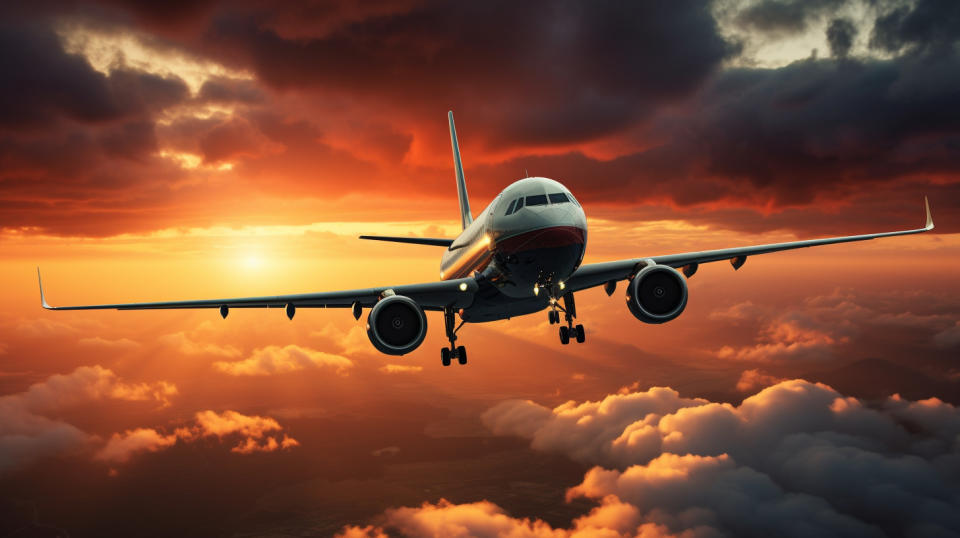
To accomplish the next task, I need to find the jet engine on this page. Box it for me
[626,265,688,324]
[366,295,427,355]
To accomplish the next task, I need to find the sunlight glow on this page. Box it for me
[56,19,254,95]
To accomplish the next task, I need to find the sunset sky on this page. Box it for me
[2,1,959,536]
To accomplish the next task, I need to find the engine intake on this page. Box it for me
[366,295,427,355]
[626,265,688,324]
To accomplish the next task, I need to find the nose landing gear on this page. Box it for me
[441,308,468,366]
[553,292,585,345]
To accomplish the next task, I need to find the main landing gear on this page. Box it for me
[549,292,585,345]
[441,308,467,366]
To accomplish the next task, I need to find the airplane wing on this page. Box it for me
[566,197,934,293]
[38,270,477,313]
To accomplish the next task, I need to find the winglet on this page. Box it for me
[37,267,52,309]
[924,196,934,231]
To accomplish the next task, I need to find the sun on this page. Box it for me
[243,254,263,270]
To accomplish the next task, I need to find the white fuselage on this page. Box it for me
[440,177,587,314]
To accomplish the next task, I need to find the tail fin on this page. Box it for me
[448,111,473,230]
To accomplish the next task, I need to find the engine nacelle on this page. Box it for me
[626,264,688,324]
[366,295,427,355]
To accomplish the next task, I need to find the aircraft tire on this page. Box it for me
[457,346,467,365]
[575,324,585,343]
[441,348,451,366]
[559,326,570,345]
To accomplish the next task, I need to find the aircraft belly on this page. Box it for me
[460,293,550,322]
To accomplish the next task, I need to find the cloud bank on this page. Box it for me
[342,379,960,536]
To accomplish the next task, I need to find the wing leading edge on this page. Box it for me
[38,268,476,312]
[566,196,934,293]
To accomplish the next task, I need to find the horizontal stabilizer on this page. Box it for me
[358,235,454,247]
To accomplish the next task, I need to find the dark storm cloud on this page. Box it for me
[870,0,960,53]
[733,0,846,35]
[826,17,857,57]
[0,22,189,130]
[198,0,734,147]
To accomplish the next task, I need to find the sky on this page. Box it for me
[1,0,959,536]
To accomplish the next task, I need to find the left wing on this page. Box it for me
[38,269,477,313]
[566,197,934,293]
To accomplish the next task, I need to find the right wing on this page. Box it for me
[38,269,476,312]
[566,197,934,293]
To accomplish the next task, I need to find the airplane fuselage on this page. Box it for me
[440,177,587,322]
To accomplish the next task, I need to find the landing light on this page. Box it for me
[459,282,468,291]
[559,281,566,290]
[533,286,539,296]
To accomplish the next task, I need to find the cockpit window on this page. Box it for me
[515,197,524,211]
[548,193,569,204]
[526,194,548,206]
[504,199,517,215]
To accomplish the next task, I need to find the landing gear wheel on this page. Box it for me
[559,326,570,345]
[456,346,467,365]
[548,310,560,324]
[575,324,585,343]
[441,347,451,366]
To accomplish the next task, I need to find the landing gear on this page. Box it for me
[441,309,468,366]
[556,293,586,345]
[548,309,561,324]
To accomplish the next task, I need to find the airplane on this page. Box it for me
[38,111,935,367]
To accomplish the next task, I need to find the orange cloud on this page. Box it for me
[379,364,422,374]
[0,366,178,471]
[192,409,300,453]
[97,410,301,463]
[96,428,179,463]
[735,369,788,393]
[159,331,241,358]
[212,344,353,376]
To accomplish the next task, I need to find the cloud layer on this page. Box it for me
[342,379,960,536]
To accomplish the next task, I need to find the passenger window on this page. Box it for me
[526,194,548,206]
[548,193,569,204]
[504,199,517,215]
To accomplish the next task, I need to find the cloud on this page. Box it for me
[0,366,178,472]
[159,331,241,358]
[192,409,300,454]
[379,364,422,374]
[716,320,839,362]
[95,428,179,463]
[476,380,960,536]
[735,368,787,392]
[16,365,178,410]
[77,336,142,352]
[213,344,353,376]
[709,289,960,363]
[934,321,960,348]
[95,410,300,463]
[342,379,960,535]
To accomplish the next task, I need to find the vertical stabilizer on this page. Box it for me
[448,111,473,230]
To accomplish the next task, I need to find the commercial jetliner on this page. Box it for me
[39,112,935,366]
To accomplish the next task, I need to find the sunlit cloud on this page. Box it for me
[158,150,234,171]
[345,379,960,536]
[379,364,423,374]
[0,366,178,471]
[213,344,353,376]
[159,331,241,358]
[55,19,253,95]
[95,410,300,463]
